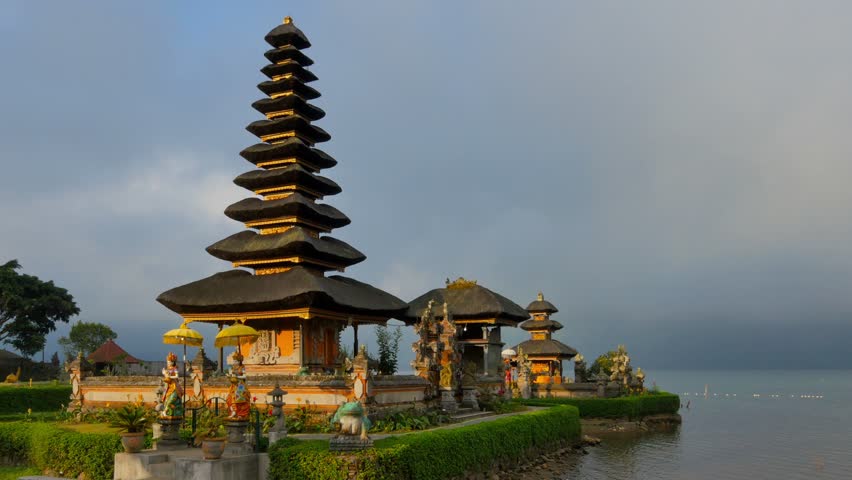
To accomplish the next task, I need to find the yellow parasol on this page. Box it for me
[163,321,204,347]
[214,319,260,348]
[162,321,204,410]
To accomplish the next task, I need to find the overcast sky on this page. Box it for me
[2,1,852,370]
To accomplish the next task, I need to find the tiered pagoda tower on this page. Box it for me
[158,17,407,375]
[514,293,577,384]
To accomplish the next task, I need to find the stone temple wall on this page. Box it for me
[75,374,430,413]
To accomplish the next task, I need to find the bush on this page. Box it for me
[518,392,680,419]
[268,439,349,480]
[0,422,121,479]
[0,385,71,414]
[268,406,581,480]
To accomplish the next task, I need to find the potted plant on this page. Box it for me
[193,409,227,459]
[110,403,152,453]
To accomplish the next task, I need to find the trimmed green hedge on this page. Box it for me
[269,405,582,480]
[519,393,680,419]
[0,422,121,479]
[0,385,71,414]
[267,438,349,480]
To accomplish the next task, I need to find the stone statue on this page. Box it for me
[439,362,453,389]
[331,401,372,440]
[225,351,251,420]
[516,349,532,399]
[608,345,634,391]
[160,352,183,419]
[4,366,20,383]
[461,361,478,387]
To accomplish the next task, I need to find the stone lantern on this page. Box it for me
[267,382,288,443]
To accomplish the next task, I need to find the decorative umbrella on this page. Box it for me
[163,321,204,410]
[501,348,517,358]
[214,319,260,348]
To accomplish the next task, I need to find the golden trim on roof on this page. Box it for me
[446,277,477,289]
[266,109,295,120]
[182,307,386,324]
[269,91,295,99]
[233,255,345,271]
[258,157,320,171]
[246,216,332,232]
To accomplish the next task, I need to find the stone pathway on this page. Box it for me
[290,407,546,441]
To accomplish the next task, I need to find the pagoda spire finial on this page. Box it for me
[283,16,293,25]
[537,292,544,302]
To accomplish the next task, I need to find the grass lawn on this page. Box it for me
[59,423,121,434]
[0,466,41,480]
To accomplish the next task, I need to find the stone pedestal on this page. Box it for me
[224,420,252,455]
[268,431,285,444]
[440,388,458,413]
[596,376,607,397]
[173,453,258,480]
[155,418,184,450]
[329,435,373,452]
[461,386,479,410]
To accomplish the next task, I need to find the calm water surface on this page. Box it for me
[558,370,852,479]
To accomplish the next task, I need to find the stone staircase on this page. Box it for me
[450,407,494,423]
[114,449,262,480]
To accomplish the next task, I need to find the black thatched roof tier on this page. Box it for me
[246,116,331,144]
[265,19,311,49]
[260,62,318,83]
[252,95,325,121]
[157,267,408,318]
[240,139,337,170]
[257,77,320,100]
[519,319,563,332]
[233,166,341,197]
[264,46,313,66]
[402,285,529,325]
[224,194,350,229]
[527,298,559,314]
[206,229,365,268]
[515,339,578,358]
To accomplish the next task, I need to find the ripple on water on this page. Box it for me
[555,370,852,480]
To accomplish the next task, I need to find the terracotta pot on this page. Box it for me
[202,437,227,460]
[120,432,146,453]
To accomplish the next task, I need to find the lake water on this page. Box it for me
[558,370,852,479]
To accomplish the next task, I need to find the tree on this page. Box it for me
[58,321,117,360]
[589,345,634,381]
[375,324,403,375]
[0,260,79,357]
[589,349,619,378]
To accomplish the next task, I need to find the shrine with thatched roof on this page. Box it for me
[403,278,529,379]
[514,293,578,384]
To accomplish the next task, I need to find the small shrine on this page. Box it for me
[156,17,407,376]
[404,278,529,380]
[514,293,577,384]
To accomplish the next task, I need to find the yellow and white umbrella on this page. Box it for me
[214,319,260,348]
[163,321,204,347]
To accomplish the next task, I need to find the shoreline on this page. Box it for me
[485,414,682,480]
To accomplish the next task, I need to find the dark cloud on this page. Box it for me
[2,1,851,369]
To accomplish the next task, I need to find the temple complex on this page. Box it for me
[70,19,621,425]
[404,278,529,379]
[514,293,578,384]
[156,17,407,376]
